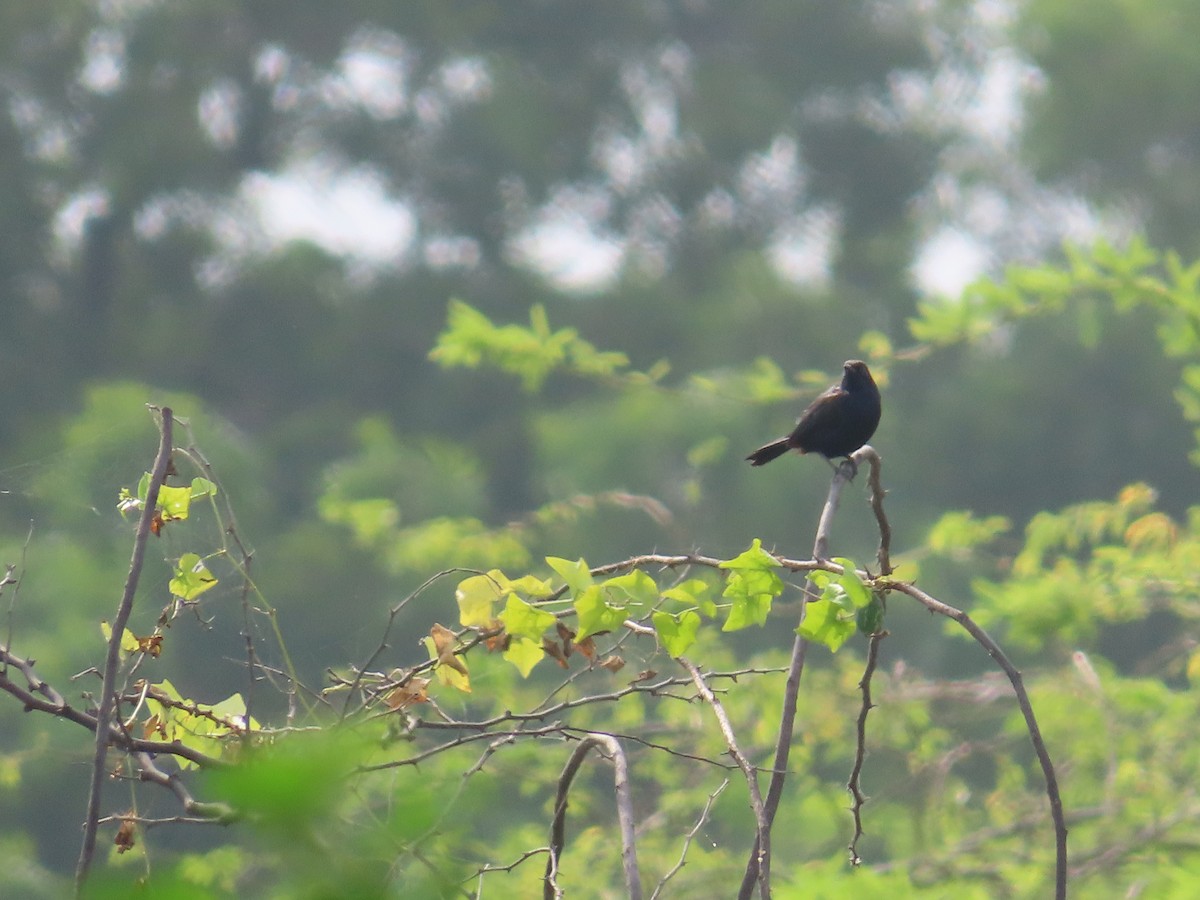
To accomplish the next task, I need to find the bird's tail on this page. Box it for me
[745,438,792,467]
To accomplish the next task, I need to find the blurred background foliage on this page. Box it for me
[2,0,1200,896]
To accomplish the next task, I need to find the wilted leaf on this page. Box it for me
[542,636,569,668]
[384,678,430,711]
[134,634,163,657]
[427,623,468,675]
[114,819,136,854]
[424,625,470,692]
[555,622,576,656]
[483,620,510,651]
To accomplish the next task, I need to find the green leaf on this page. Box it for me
[142,681,258,769]
[722,571,779,631]
[189,476,218,500]
[720,538,781,573]
[503,637,545,677]
[455,572,505,627]
[661,579,717,617]
[856,595,885,635]
[136,471,152,502]
[652,610,701,657]
[798,595,856,651]
[499,594,556,642]
[506,573,555,598]
[170,553,218,600]
[574,585,626,641]
[546,556,594,594]
[832,558,872,608]
[742,356,795,404]
[600,569,658,609]
[100,620,141,654]
[158,483,193,520]
[720,541,784,630]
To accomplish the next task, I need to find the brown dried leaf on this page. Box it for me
[555,622,575,657]
[574,635,597,660]
[115,818,136,854]
[542,637,569,669]
[484,618,510,652]
[429,623,468,675]
[598,655,625,673]
[134,634,163,657]
[384,677,430,711]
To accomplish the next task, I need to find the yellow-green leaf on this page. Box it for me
[503,636,544,677]
[499,594,556,642]
[456,572,504,627]
[170,553,218,600]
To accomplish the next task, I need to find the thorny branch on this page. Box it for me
[848,630,886,864]
[740,443,887,898]
[879,578,1068,900]
[682,657,769,899]
[649,779,729,900]
[0,419,1070,899]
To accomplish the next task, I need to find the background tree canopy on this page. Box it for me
[2,1,1200,897]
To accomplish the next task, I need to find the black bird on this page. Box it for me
[746,360,881,467]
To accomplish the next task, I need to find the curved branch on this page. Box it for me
[544,734,642,900]
[650,779,729,900]
[879,578,1068,900]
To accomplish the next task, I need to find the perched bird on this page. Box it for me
[746,360,881,468]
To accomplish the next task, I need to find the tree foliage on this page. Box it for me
[3,1,1200,897]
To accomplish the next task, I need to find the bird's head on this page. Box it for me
[841,359,875,390]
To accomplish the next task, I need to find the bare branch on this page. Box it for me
[359,723,568,772]
[339,568,467,720]
[650,779,729,900]
[472,846,551,889]
[130,751,235,822]
[681,658,768,900]
[740,444,881,897]
[77,406,174,894]
[880,577,1068,900]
